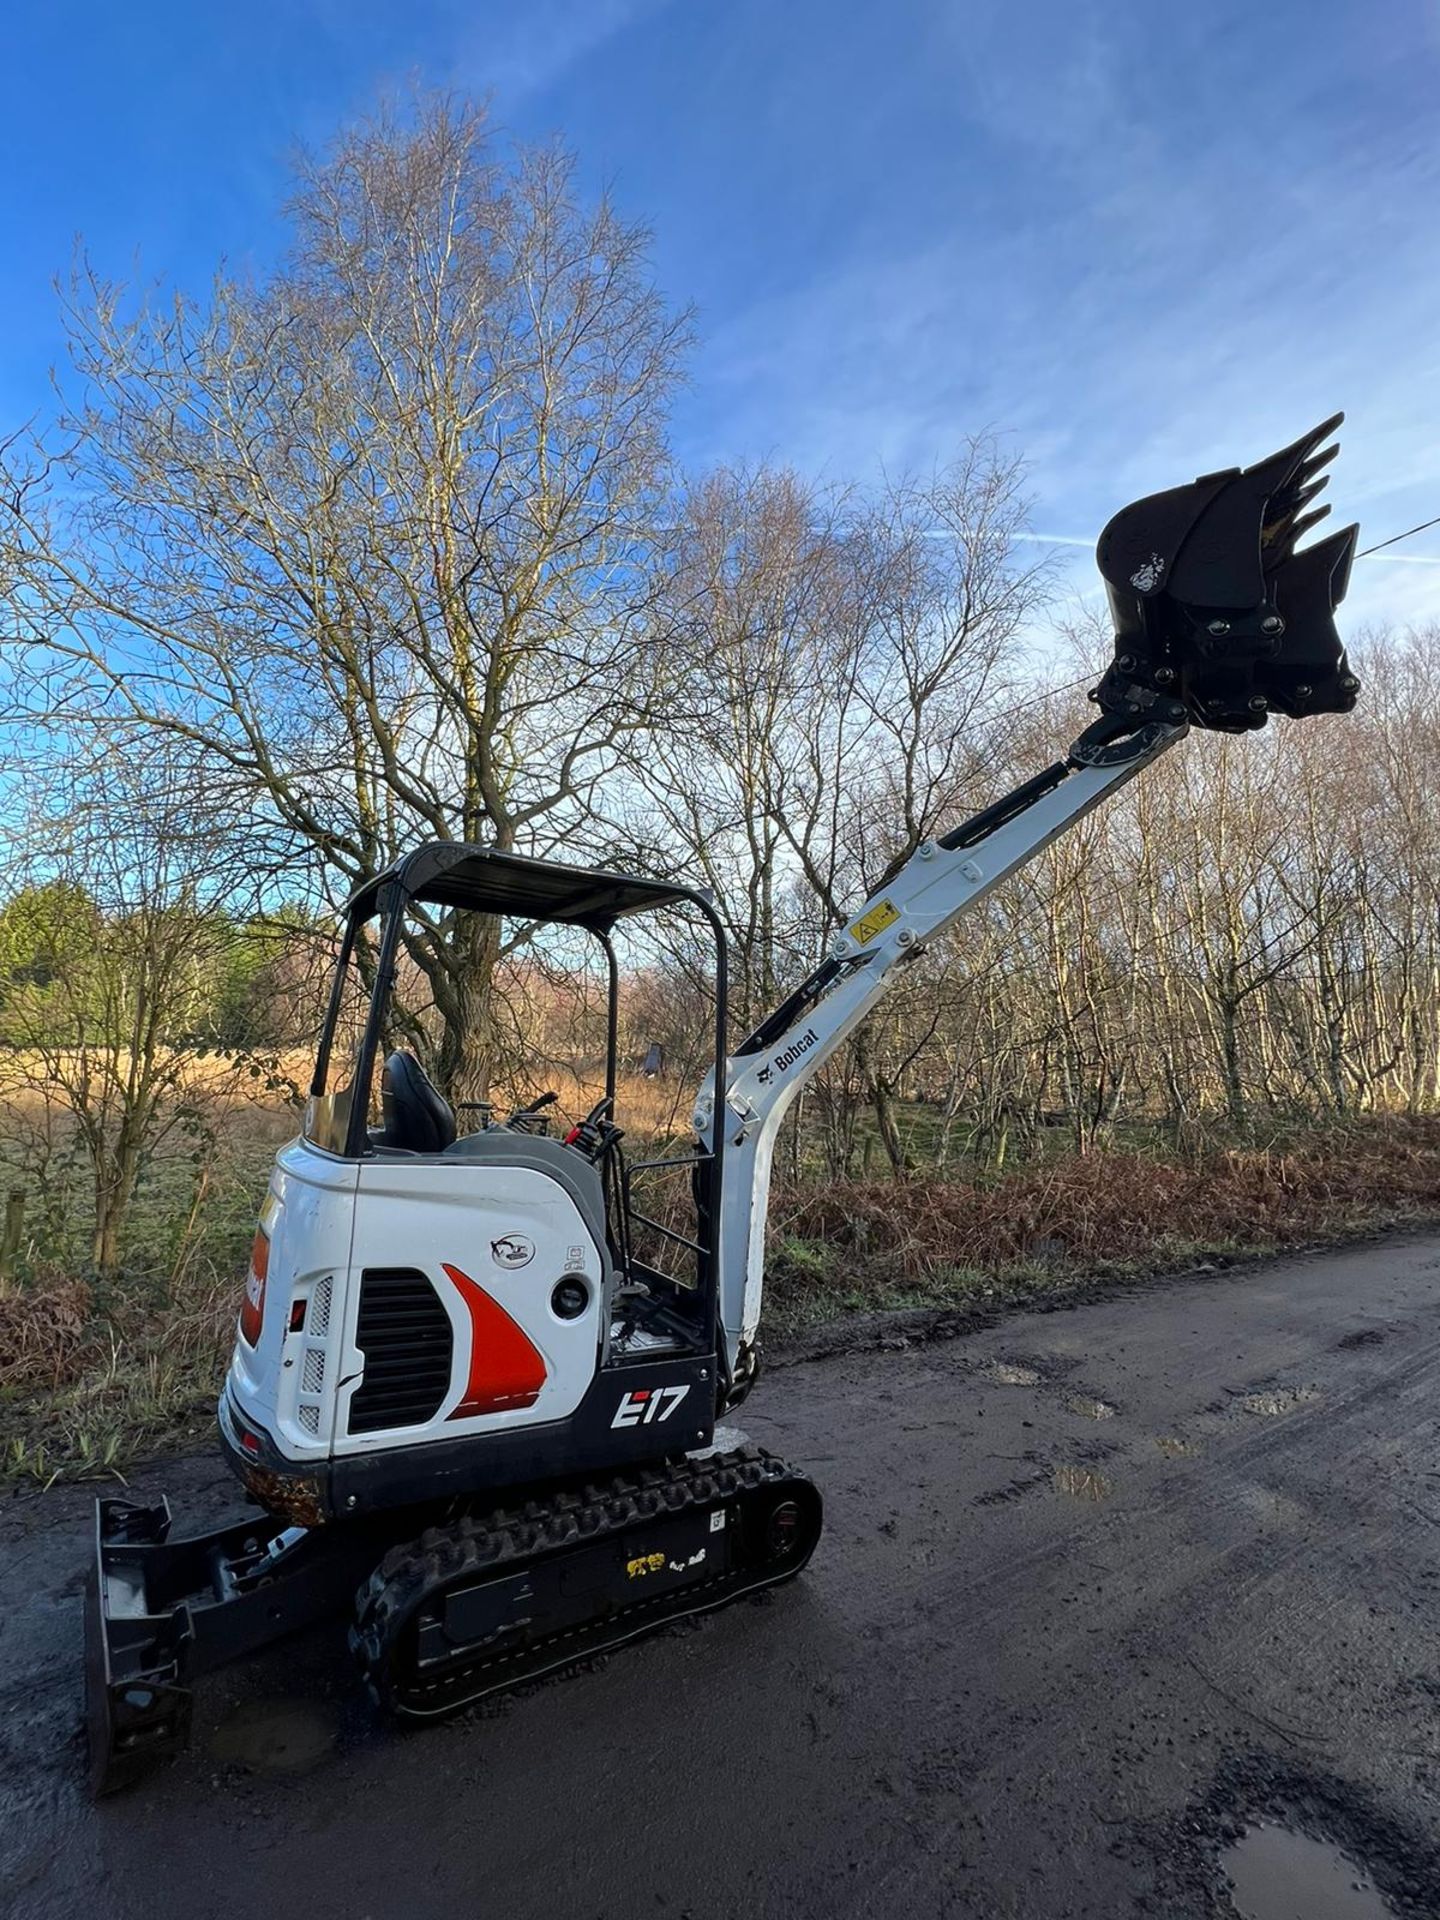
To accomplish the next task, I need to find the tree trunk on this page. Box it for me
[855,1030,910,1176]
[93,1144,140,1274]
[435,911,503,1105]
[1218,993,1246,1129]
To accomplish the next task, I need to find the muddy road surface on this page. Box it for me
[6,1236,1440,1918]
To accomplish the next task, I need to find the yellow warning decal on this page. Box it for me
[627,1551,666,1580]
[849,898,900,945]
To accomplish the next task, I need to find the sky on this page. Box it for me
[2,0,1437,635]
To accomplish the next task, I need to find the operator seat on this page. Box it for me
[380,1050,457,1154]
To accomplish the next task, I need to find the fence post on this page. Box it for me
[0,1188,25,1285]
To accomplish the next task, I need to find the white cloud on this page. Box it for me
[448,0,672,103]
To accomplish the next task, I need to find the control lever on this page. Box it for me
[564,1096,623,1161]
[509,1090,559,1136]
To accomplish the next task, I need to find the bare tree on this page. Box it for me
[636,464,851,1031]
[0,740,288,1274]
[630,443,1049,1166]
[0,94,691,1098]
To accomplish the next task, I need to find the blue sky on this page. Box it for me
[3,0,1437,634]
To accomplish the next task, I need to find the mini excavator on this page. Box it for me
[86,418,1360,1790]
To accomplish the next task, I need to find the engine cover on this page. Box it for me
[224,1132,615,1470]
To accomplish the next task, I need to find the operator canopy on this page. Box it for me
[1091,414,1359,734]
[346,842,709,932]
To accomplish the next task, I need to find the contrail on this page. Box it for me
[1016,532,1439,565]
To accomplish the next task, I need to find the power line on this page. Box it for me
[999,673,1093,720]
[1031,512,1440,565]
[1357,514,1440,559]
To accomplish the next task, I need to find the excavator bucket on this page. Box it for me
[1091,415,1360,732]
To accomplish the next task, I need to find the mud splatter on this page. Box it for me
[985,1361,1040,1387]
[1053,1463,1112,1501]
[1065,1394,1116,1420]
[1241,1386,1319,1417]
[1336,1329,1387,1352]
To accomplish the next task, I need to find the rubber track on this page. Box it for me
[349,1446,818,1720]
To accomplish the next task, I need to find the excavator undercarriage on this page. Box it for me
[90,1448,819,1791]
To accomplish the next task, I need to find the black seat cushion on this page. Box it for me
[381,1051,457,1154]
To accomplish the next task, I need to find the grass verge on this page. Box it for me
[762,1115,1440,1338]
[0,1265,235,1487]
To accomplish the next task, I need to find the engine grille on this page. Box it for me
[348,1267,455,1435]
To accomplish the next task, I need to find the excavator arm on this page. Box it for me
[700,417,1359,1384]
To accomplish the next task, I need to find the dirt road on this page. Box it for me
[6,1236,1440,1918]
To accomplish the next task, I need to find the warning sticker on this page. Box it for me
[849,899,900,945]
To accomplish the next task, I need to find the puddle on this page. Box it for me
[985,1362,1040,1387]
[1240,1387,1319,1417]
[1221,1826,1393,1919]
[210,1698,340,1776]
[1065,1394,1115,1420]
[1052,1463,1112,1501]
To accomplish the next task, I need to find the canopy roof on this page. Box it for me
[345,842,709,933]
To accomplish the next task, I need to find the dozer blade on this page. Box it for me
[1091,415,1360,732]
[86,1494,383,1794]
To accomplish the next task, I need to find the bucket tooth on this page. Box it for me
[1254,412,1345,490]
[1290,475,1331,513]
[1264,499,1331,557]
[1299,442,1341,481]
[1283,504,1333,544]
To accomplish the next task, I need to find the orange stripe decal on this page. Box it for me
[239,1228,270,1348]
[441,1263,548,1418]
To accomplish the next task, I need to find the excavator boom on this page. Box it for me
[707,418,1360,1374]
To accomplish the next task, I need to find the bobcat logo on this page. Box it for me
[1130,552,1165,591]
[490,1233,535,1270]
[754,1027,819,1092]
[771,1028,819,1073]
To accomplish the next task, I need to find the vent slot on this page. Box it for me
[308,1276,332,1338]
[297,1403,320,1436]
[301,1347,326,1395]
[348,1267,454,1435]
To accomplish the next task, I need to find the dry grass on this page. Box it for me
[0,1045,313,1111]
[0,1265,236,1485]
[764,1116,1440,1332]
[0,1268,95,1395]
[4,1112,1439,1483]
